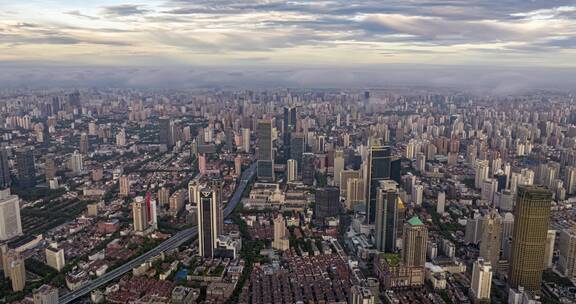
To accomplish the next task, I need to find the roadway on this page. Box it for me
[59,162,256,303]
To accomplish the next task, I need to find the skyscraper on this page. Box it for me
[471,258,493,301]
[0,147,11,189]
[301,152,315,186]
[242,128,250,153]
[290,133,305,172]
[119,175,130,197]
[272,214,289,251]
[132,196,149,232]
[436,191,446,214]
[509,185,552,295]
[257,119,274,181]
[79,132,89,155]
[159,117,175,148]
[375,180,399,253]
[365,145,391,224]
[0,189,22,241]
[16,146,36,188]
[558,226,576,279]
[283,106,297,132]
[69,150,83,174]
[44,155,56,181]
[314,187,340,220]
[45,246,65,271]
[333,149,344,186]
[147,193,158,230]
[197,186,221,258]
[8,252,26,292]
[479,209,502,267]
[544,230,556,269]
[402,216,428,268]
[346,177,364,211]
[188,180,200,205]
[287,159,297,182]
[283,106,297,161]
[475,160,489,189]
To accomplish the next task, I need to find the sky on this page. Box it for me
[1,0,576,90]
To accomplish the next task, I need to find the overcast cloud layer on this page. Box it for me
[0,0,575,89]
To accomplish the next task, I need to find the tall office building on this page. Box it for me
[509,185,552,295]
[566,166,576,195]
[465,215,483,245]
[33,284,59,304]
[44,155,56,181]
[558,226,576,278]
[16,146,36,188]
[411,184,423,206]
[159,117,175,147]
[283,106,297,160]
[69,150,83,174]
[479,209,502,267]
[314,187,340,220]
[341,170,360,197]
[475,160,489,189]
[290,133,305,172]
[346,177,365,210]
[242,128,250,153]
[471,258,493,301]
[415,152,426,172]
[224,128,233,151]
[45,246,65,271]
[436,191,446,214]
[146,193,158,230]
[79,133,89,155]
[8,252,26,292]
[196,186,221,258]
[375,180,399,253]
[402,216,428,268]
[116,128,126,147]
[0,147,11,189]
[157,187,170,206]
[188,180,200,205]
[257,119,274,181]
[283,106,297,131]
[287,159,297,182]
[132,196,149,232]
[272,214,289,251]
[544,230,556,269]
[0,189,22,241]
[334,149,345,186]
[119,175,130,197]
[365,145,391,224]
[501,212,514,253]
[301,153,315,186]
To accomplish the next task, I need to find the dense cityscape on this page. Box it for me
[0,88,573,304]
[2,0,576,303]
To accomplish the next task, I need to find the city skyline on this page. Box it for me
[1,1,576,303]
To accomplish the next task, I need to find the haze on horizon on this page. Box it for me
[1,0,576,91]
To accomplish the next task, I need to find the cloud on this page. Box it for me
[1,0,576,70]
[65,10,100,20]
[357,13,564,44]
[0,22,132,47]
[102,4,149,17]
